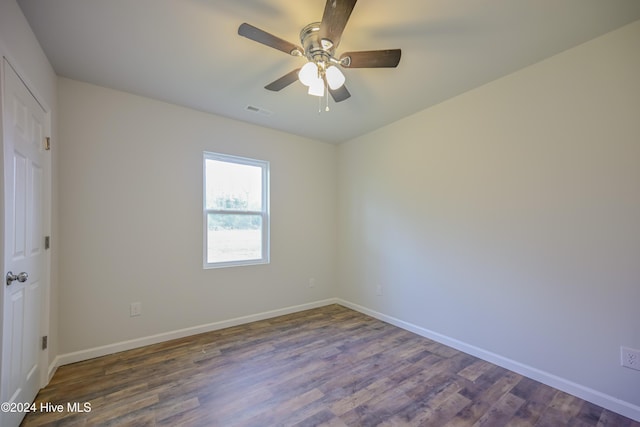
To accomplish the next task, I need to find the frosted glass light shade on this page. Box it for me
[308,77,325,96]
[299,62,319,87]
[326,65,345,90]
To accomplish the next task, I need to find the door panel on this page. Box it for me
[30,164,43,254]
[14,153,28,259]
[7,290,24,397]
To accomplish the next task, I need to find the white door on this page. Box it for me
[1,59,49,427]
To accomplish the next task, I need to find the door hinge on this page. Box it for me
[42,336,48,350]
[44,136,51,151]
[45,235,50,250]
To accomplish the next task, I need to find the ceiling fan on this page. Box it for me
[238,0,401,104]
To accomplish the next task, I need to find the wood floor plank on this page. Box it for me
[457,360,495,382]
[21,304,640,427]
[472,391,525,426]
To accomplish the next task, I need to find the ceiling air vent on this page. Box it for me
[245,105,273,117]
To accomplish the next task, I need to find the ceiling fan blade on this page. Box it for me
[329,85,351,103]
[318,0,358,50]
[238,23,303,56]
[340,49,402,68]
[265,69,301,91]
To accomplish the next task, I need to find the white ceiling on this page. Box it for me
[18,0,640,143]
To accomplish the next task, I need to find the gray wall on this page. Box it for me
[337,20,640,410]
[57,78,338,353]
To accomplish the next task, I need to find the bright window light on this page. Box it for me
[203,152,269,268]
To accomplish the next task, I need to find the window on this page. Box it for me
[203,152,269,268]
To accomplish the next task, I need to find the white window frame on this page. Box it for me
[203,151,270,269]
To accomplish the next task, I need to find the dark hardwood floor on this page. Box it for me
[22,304,639,426]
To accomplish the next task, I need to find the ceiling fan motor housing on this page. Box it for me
[300,22,337,70]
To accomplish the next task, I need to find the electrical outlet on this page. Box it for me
[130,302,142,317]
[376,284,383,296]
[308,278,315,288]
[621,346,640,371]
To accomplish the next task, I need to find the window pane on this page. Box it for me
[203,151,269,269]
[207,214,262,263]
[205,159,263,211]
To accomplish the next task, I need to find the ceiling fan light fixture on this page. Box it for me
[326,65,345,90]
[238,0,401,105]
[299,62,319,86]
[308,77,325,96]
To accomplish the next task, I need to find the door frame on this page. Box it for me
[0,53,52,394]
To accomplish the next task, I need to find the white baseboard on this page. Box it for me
[336,298,640,422]
[47,358,59,383]
[55,298,339,368]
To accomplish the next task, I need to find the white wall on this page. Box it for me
[57,78,337,354]
[0,0,59,370]
[337,19,640,414]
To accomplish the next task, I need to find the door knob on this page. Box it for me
[6,271,28,286]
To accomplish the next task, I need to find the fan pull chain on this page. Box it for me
[325,84,330,112]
